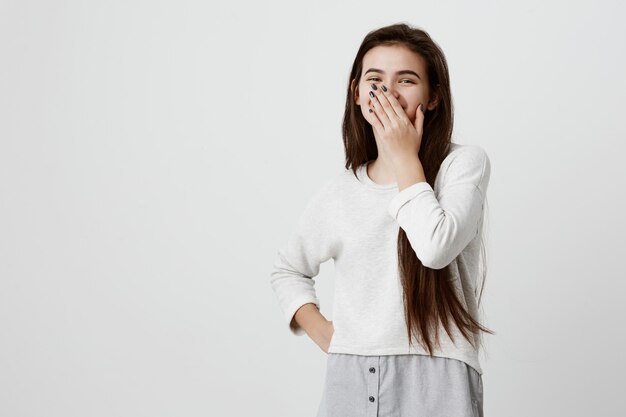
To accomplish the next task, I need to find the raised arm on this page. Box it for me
[387,146,491,269]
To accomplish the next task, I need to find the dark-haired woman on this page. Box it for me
[270,23,492,417]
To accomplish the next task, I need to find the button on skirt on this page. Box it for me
[316,353,483,417]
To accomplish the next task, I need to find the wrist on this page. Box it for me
[294,303,325,335]
[392,153,421,170]
[392,155,427,191]
[305,314,329,339]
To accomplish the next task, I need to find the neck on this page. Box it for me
[367,156,397,185]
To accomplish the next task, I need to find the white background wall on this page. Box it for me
[1,0,624,416]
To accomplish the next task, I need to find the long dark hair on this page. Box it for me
[342,22,494,355]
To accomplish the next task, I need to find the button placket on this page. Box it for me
[366,356,380,417]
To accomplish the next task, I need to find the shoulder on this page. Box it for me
[445,142,490,165]
[317,165,360,197]
[437,143,491,192]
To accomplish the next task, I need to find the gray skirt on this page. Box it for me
[316,353,483,417]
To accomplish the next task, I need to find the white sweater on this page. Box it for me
[269,142,491,375]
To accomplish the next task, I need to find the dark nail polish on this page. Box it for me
[369,91,375,98]
[371,84,378,90]
[381,85,387,92]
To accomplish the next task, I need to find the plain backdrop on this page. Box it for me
[1,0,625,416]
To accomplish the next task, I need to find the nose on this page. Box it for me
[384,84,400,99]
[384,89,403,111]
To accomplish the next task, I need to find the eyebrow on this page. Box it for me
[364,68,421,80]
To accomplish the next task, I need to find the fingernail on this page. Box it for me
[419,103,424,113]
[381,85,387,92]
[370,84,377,90]
[369,91,375,98]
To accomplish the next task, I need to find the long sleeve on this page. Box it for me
[269,184,335,336]
[387,146,491,270]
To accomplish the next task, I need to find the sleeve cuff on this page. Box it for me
[387,181,434,220]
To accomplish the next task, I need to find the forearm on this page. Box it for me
[290,302,327,336]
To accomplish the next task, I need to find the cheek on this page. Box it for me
[357,91,373,107]
[359,89,369,104]
[407,96,424,112]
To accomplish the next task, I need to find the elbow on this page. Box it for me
[413,246,452,270]
[420,256,449,270]
[404,228,458,270]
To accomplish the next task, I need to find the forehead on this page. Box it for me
[362,44,427,73]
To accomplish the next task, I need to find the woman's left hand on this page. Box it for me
[368,85,425,165]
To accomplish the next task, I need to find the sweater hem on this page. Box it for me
[327,345,483,376]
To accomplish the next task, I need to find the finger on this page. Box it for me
[378,86,410,124]
[372,89,394,126]
[369,91,391,129]
[414,103,425,135]
[368,105,384,133]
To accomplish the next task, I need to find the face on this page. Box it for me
[353,44,439,125]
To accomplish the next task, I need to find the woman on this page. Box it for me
[270,22,492,417]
